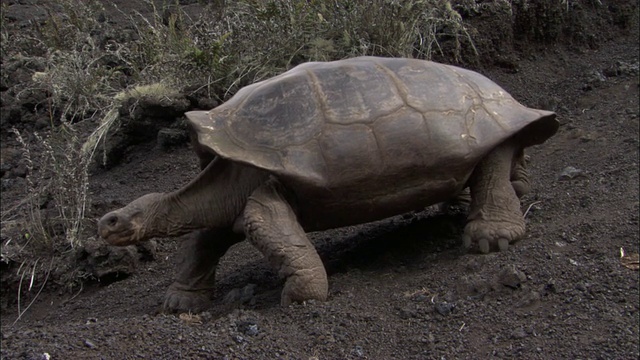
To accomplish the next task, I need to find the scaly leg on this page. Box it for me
[463,140,525,253]
[163,228,242,313]
[243,178,328,305]
[441,150,529,216]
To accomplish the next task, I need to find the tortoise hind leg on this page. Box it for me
[463,139,525,253]
[511,149,531,198]
[439,187,471,215]
[243,178,328,305]
[442,149,529,216]
[162,229,242,313]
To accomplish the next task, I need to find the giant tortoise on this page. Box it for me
[98,56,558,313]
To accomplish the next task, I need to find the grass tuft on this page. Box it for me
[1,0,475,307]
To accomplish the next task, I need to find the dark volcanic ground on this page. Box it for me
[1,1,639,359]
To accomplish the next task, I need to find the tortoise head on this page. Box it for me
[98,193,164,246]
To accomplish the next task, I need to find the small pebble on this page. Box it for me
[231,334,244,344]
[352,346,364,358]
[237,319,259,336]
[558,166,587,181]
[511,328,528,339]
[569,259,579,266]
[245,324,258,336]
[435,301,455,316]
[497,265,527,289]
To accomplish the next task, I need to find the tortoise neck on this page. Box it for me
[159,158,268,235]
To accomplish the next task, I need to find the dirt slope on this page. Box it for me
[1,1,638,359]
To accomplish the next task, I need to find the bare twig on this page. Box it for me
[523,201,542,218]
[12,257,54,326]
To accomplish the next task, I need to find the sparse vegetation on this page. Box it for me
[113,0,475,98]
[3,0,626,314]
[0,0,475,312]
[0,0,478,313]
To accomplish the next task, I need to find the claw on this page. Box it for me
[162,287,211,313]
[462,234,472,248]
[281,294,292,307]
[498,238,510,251]
[463,217,525,254]
[478,238,490,254]
[497,228,513,240]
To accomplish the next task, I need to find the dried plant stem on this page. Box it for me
[523,201,542,218]
[12,258,54,326]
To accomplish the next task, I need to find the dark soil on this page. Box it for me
[1,1,638,359]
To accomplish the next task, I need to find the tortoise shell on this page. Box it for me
[187,57,557,190]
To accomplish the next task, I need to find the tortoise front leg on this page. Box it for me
[163,229,242,313]
[463,139,526,253]
[243,178,328,306]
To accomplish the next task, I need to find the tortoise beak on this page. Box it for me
[98,193,163,245]
[98,211,139,246]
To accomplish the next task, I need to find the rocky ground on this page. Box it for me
[1,1,638,359]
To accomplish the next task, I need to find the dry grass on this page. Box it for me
[10,124,90,250]
[0,0,474,308]
[205,0,475,94]
[3,123,91,324]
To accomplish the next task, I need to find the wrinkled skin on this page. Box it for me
[99,193,164,246]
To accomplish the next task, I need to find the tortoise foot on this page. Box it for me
[162,283,212,313]
[281,269,329,306]
[462,218,525,254]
